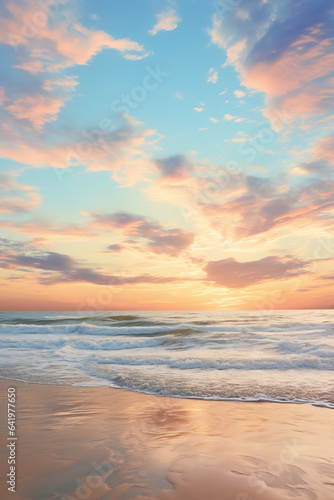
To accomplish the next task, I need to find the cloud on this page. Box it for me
[174,90,184,100]
[0,87,7,105]
[0,245,178,286]
[295,136,334,174]
[106,244,125,253]
[43,76,79,93]
[0,0,151,73]
[0,114,159,186]
[0,172,41,214]
[148,151,334,244]
[0,207,195,257]
[312,136,334,163]
[204,256,309,288]
[224,114,237,121]
[194,107,204,112]
[0,1,157,195]
[149,8,180,36]
[154,154,194,181]
[0,1,151,135]
[210,117,219,123]
[207,67,218,84]
[223,114,244,122]
[5,95,65,129]
[0,219,99,240]
[90,211,195,257]
[230,131,248,143]
[234,90,245,98]
[208,0,334,128]
[200,174,334,240]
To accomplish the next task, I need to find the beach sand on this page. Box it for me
[0,379,334,500]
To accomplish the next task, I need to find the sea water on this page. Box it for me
[0,310,333,408]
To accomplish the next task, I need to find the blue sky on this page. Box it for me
[0,0,333,310]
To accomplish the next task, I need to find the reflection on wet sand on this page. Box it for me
[0,380,333,500]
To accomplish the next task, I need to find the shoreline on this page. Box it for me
[1,375,333,409]
[1,379,334,499]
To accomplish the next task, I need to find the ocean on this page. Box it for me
[0,310,333,408]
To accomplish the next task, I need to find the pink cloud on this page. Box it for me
[0,209,196,258]
[295,136,334,174]
[6,95,65,129]
[313,136,334,163]
[43,76,79,92]
[200,175,334,240]
[0,87,7,105]
[0,173,41,214]
[0,220,99,239]
[0,0,151,73]
[0,117,160,187]
[244,39,333,98]
[204,256,309,288]
[208,2,334,128]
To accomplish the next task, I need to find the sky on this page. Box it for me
[0,0,333,311]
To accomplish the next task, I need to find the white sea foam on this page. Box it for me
[1,310,334,407]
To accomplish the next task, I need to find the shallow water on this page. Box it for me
[1,310,334,407]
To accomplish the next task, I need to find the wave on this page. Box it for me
[2,310,334,407]
[0,323,204,337]
[88,355,334,371]
[278,341,334,358]
[103,315,139,321]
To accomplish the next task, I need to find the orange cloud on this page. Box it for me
[0,220,98,239]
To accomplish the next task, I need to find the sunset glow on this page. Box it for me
[0,0,333,310]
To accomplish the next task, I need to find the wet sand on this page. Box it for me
[0,379,334,500]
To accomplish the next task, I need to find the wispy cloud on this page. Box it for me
[174,90,184,100]
[1,0,151,72]
[224,114,237,121]
[207,67,218,84]
[204,256,309,288]
[194,102,205,112]
[90,211,195,257]
[0,114,159,186]
[154,154,194,181]
[208,0,334,128]
[5,95,66,129]
[0,243,179,286]
[0,172,41,214]
[149,7,180,36]
[234,90,245,98]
